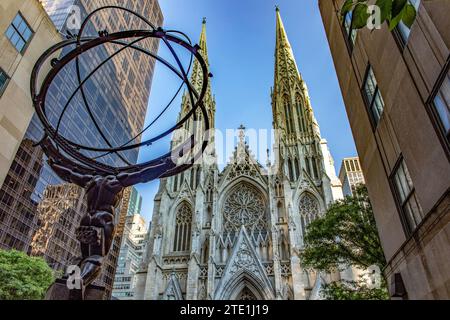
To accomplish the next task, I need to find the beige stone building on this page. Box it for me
[339,157,365,196]
[0,0,61,188]
[319,0,449,299]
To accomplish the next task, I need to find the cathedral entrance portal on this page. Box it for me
[214,226,275,300]
[217,270,268,300]
[237,288,257,300]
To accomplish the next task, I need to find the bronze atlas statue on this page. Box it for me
[30,6,210,300]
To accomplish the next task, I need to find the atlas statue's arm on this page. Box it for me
[117,159,174,187]
[48,159,93,188]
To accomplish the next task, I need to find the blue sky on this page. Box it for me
[135,0,357,224]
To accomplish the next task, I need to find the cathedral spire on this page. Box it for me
[199,17,208,66]
[272,8,324,183]
[275,7,291,55]
[178,18,215,130]
[190,18,210,91]
[274,7,301,88]
[173,19,216,163]
[272,8,319,139]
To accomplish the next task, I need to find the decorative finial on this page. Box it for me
[202,17,206,24]
[275,5,279,12]
[266,148,271,166]
[238,124,246,144]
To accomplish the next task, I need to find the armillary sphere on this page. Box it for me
[30,5,211,179]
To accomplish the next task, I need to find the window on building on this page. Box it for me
[397,0,421,43]
[355,159,360,171]
[283,96,294,134]
[345,160,351,172]
[299,193,320,236]
[173,202,192,252]
[350,159,355,171]
[0,68,10,96]
[288,160,294,182]
[391,158,423,233]
[343,10,357,50]
[195,167,201,189]
[295,94,305,133]
[305,156,311,176]
[5,13,33,53]
[275,177,283,197]
[173,175,178,192]
[432,69,450,144]
[312,158,319,179]
[180,172,184,189]
[294,158,300,180]
[190,168,195,189]
[363,66,385,127]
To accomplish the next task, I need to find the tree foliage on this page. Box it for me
[301,185,386,272]
[321,280,389,300]
[0,249,54,300]
[300,185,388,300]
[342,0,417,30]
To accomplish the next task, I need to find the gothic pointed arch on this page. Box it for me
[214,227,275,300]
[293,173,325,209]
[278,228,290,261]
[309,273,326,300]
[162,273,184,300]
[205,173,214,202]
[277,200,286,223]
[201,236,209,264]
[280,278,294,300]
[295,93,307,132]
[283,94,294,134]
[274,174,284,197]
[298,192,320,236]
[236,287,258,300]
[173,201,193,252]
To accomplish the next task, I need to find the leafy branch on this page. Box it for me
[0,249,54,300]
[321,279,389,300]
[300,185,389,299]
[300,185,386,272]
[342,0,417,30]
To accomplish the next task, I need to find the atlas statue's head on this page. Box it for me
[31,5,210,182]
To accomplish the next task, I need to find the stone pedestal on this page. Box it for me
[45,278,106,300]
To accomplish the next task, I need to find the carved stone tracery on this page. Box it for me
[299,193,319,226]
[223,183,266,233]
[229,241,259,275]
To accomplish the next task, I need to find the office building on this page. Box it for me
[319,0,450,299]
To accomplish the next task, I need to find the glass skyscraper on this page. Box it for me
[39,0,77,31]
[127,187,143,217]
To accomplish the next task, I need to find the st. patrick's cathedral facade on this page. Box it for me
[135,9,350,300]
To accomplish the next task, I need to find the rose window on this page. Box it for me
[223,183,266,232]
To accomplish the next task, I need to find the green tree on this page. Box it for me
[300,185,389,300]
[342,0,417,30]
[321,280,390,300]
[0,249,54,300]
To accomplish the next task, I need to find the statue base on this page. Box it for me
[45,278,106,300]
